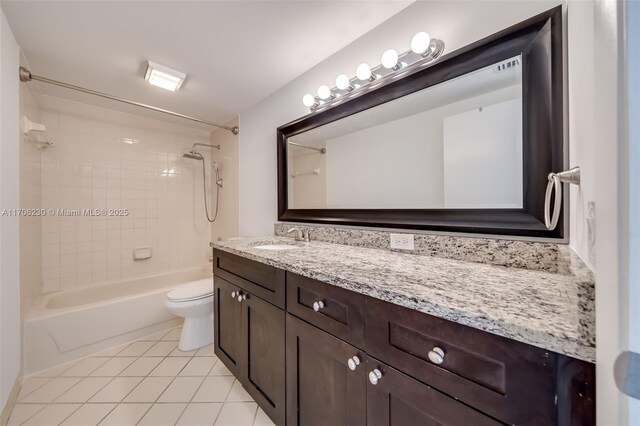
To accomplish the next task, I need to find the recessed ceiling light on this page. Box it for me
[144,61,186,92]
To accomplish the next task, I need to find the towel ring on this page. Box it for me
[544,166,581,230]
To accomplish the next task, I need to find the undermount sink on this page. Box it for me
[253,244,301,251]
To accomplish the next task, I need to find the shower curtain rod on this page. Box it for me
[18,67,239,135]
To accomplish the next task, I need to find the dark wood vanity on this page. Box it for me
[213,249,595,426]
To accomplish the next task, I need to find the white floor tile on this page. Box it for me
[6,404,46,426]
[252,408,275,426]
[60,403,116,426]
[116,341,155,357]
[209,360,233,376]
[55,377,112,403]
[90,357,136,377]
[192,376,234,403]
[98,403,151,425]
[158,377,205,403]
[119,357,163,376]
[22,404,81,426]
[137,403,187,426]
[226,380,253,402]
[195,345,215,357]
[89,377,143,403]
[149,357,190,376]
[214,402,257,426]
[176,403,223,426]
[144,341,178,357]
[162,328,183,341]
[60,357,110,377]
[180,357,216,376]
[123,377,173,403]
[17,378,51,400]
[169,347,197,357]
[20,378,82,403]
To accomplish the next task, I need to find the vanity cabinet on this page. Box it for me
[213,251,287,425]
[213,249,595,426]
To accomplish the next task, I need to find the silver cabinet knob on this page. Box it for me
[368,369,382,385]
[428,347,445,365]
[231,291,237,298]
[313,301,325,312]
[236,293,247,302]
[347,356,360,371]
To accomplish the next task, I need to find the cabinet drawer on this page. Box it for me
[365,298,556,425]
[213,249,285,308]
[287,273,365,348]
[367,358,502,426]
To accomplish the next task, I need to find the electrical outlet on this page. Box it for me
[390,233,414,250]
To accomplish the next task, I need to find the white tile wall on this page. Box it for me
[39,96,213,292]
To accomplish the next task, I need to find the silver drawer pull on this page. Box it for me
[237,293,246,302]
[428,347,445,365]
[312,301,325,312]
[368,369,382,385]
[347,356,360,371]
[231,291,237,298]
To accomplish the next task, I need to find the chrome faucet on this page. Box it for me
[288,228,310,242]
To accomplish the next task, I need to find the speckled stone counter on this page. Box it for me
[211,237,595,363]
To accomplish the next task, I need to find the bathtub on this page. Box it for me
[24,267,212,375]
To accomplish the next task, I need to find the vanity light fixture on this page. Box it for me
[301,31,445,111]
[302,93,320,108]
[145,61,186,92]
[411,32,431,55]
[356,63,375,81]
[317,85,335,100]
[335,74,355,91]
[381,49,401,70]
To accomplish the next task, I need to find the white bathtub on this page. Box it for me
[24,267,212,375]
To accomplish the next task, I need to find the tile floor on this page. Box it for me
[7,327,275,426]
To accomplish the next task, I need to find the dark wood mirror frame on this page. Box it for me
[277,6,563,239]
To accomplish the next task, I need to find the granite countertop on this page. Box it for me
[211,236,595,363]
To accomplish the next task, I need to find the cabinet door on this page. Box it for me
[286,314,366,426]
[241,292,286,425]
[214,277,243,376]
[366,359,502,426]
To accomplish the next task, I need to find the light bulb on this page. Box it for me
[302,94,316,107]
[356,63,372,81]
[381,49,399,69]
[411,32,431,55]
[335,74,351,90]
[317,85,332,100]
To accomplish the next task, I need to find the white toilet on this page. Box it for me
[165,278,214,351]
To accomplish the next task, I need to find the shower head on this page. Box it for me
[183,150,203,160]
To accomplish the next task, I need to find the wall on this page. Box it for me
[18,51,42,317]
[39,96,213,292]
[0,7,22,414]
[211,117,240,242]
[238,1,565,237]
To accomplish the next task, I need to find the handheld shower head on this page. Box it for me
[183,150,203,160]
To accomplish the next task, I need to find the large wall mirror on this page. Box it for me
[278,7,563,238]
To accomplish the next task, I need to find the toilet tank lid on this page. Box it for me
[167,278,213,301]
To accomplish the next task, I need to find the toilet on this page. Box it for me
[165,278,214,351]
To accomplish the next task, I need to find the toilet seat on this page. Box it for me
[167,279,213,302]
